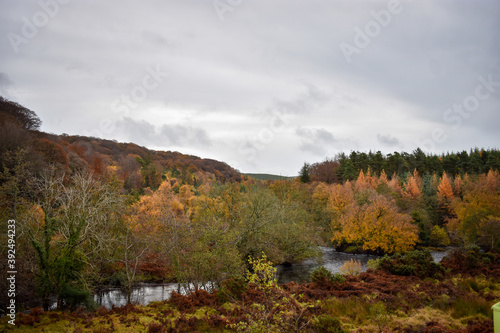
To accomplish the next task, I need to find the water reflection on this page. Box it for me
[94,283,179,309]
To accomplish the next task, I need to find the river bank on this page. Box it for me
[9,248,498,332]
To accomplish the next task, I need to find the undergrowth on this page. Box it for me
[4,251,499,333]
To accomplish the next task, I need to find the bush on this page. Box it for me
[311,314,346,333]
[429,225,451,247]
[451,296,492,318]
[147,322,166,333]
[367,258,381,270]
[378,249,445,278]
[310,266,345,285]
[339,259,362,276]
[59,284,96,310]
[440,245,497,274]
[217,276,248,303]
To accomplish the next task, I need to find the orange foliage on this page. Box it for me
[328,183,355,217]
[388,173,402,195]
[128,181,187,235]
[354,170,371,191]
[437,172,454,202]
[404,175,422,200]
[378,170,389,186]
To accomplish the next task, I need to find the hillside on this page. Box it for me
[0,97,242,195]
[243,173,295,181]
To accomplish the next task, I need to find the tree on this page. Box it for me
[404,175,422,200]
[452,171,500,245]
[128,181,188,288]
[309,158,340,184]
[0,96,42,131]
[330,191,418,254]
[24,171,125,309]
[429,225,450,247]
[299,162,310,183]
[437,172,456,225]
[437,172,454,202]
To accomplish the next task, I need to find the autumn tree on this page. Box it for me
[23,171,125,309]
[436,172,456,226]
[452,170,500,246]
[329,189,418,254]
[309,158,340,184]
[0,96,41,131]
[128,181,188,285]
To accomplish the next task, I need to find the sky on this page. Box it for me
[1,0,499,176]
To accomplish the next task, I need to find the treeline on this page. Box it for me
[301,148,500,184]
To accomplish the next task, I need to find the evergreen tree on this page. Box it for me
[299,162,311,183]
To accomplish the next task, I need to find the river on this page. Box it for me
[93,247,449,308]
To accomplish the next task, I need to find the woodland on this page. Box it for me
[1,96,500,332]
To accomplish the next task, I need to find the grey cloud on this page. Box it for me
[141,31,177,50]
[271,83,330,116]
[1,1,499,175]
[377,134,402,148]
[0,73,13,93]
[296,127,336,156]
[116,117,211,148]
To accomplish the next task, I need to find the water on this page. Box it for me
[276,247,449,284]
[94,283,179,309]
[276,247,381,284]
[93,247,449,308]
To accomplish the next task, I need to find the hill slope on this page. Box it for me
[0,97,242,194]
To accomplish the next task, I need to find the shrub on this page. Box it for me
[429,225,451,247]
[310,266,345,285]
[440,245,497,274]
[367,258,381,270]
[339,259,362,276]
[246,254,277,289]
[311,314,346,333]
[217,276,248,303]
[451,296,492,318]
[147,322,166,333]
[378,249,445,278]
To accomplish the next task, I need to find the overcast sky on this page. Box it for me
[1,1,499,175]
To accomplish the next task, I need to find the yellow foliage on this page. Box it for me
[330,193,418,253]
